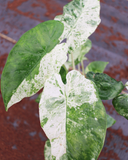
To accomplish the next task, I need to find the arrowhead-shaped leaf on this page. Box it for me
[86,72,125,100]
[55,0,101,50]
[39,70,106,160]
[106,114,116,128]
[1,20,68,110]
[85,61,109,74]
[112,94,128,120]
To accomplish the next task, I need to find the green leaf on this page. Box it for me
[85,61,109,74]
[86,72,125,100]
[68,39,92,65]
[106,114,116,128]
[55,0,101,50]
[1,20,68,110]
[112,94,128,120]
[39,70,106,160]
[59,65,68,84]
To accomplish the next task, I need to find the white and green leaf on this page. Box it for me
[44,140,52,160]
[1,20,68,110]
[39,70,106,160]
[68,39,92,65]
[55,0,101,50]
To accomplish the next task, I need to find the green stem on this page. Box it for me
[71,52,75,70]
[81,60,84,75]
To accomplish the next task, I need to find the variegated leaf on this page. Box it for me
[86,72,125,100]
[68,39,92,65]
[44,140,52,160]
[39,70,106,160]
[1,20,68,110]
[54,0,100,50]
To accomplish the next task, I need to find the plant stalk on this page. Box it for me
[71,52,75,70]
[81,60,85,75]
[78,63,80,72]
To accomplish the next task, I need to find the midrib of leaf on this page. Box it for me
[65,84,68,156]
[9,48,50,104]
[8,60,40,102]
[65,2,85,40]
[14,28,47,92]
[44,23,55,43]
[36,26,47,53]
[65,82,82,155]
[67,118,78,125]
[8,24,61,104]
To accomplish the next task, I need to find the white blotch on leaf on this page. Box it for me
[7,43,68,109]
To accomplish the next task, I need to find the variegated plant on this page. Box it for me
[1,0,128,160]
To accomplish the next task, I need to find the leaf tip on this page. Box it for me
[5,106,8,112]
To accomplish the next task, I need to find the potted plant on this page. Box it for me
[1,0,128,159]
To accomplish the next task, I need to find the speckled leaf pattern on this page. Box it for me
[54,0,100,50]
[85,61,109,74]
[39,70,106,160]
[86,72,125,100]
[1,20,68,110]
[112,94,128,120]
[106,114,116,128]
[68,39,92,65]
[44,140,52,160]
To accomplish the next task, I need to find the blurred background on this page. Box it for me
[0,0,128,159]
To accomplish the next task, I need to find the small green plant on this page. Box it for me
[1,0,128,159]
